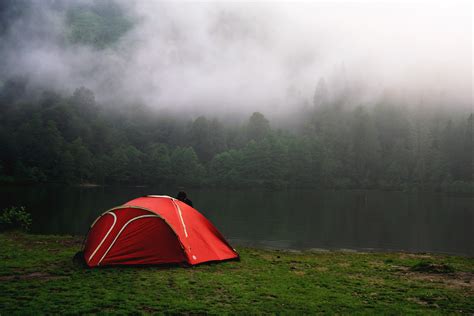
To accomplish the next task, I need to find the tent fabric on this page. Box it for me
[83,195,238,267]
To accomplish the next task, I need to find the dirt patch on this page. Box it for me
[398,253,435,260]
[407,297,440,308]
[4,234,81,253]
[0,272,68,281]
[141,306,160,313]
[407,272,474,291]
[348,273,386,286]
[369,260,386,269]
[260,253,279,261]
[292,270,306,276]
[57,238,83,247]
[396,266,474,292]
[338,262,350,268]
[410,262,454,274]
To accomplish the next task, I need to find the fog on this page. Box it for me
[0,0,471,117]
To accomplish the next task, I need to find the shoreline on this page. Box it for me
[1,182,473,196]
[228,239,474,258]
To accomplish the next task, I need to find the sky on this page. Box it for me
[0,0,472,117]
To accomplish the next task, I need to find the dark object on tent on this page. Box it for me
[176,191,193,207]
[78,195,238,267]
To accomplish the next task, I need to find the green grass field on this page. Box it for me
[1,232,473,314]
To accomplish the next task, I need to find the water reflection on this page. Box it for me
[0,185,472,256]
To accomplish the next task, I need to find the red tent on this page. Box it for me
[82,195,239,267]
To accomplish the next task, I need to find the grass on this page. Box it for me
[0,232,473,314]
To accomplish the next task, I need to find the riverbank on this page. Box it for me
[1,233,473,314]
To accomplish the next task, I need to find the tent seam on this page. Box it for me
[88,212,117,263]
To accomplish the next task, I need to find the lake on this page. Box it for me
[0,185,472,256]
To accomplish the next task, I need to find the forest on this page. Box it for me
[0,1,472,192]
[0,77,472,192]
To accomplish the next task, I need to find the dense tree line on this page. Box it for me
[0,78,472,192]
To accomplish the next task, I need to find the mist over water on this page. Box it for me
[0,0,471,118]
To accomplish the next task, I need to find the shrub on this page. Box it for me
[0,206,32,232]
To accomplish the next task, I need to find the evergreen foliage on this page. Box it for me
[0,78,472,191]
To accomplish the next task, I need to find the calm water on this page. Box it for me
[0,185,472,256]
